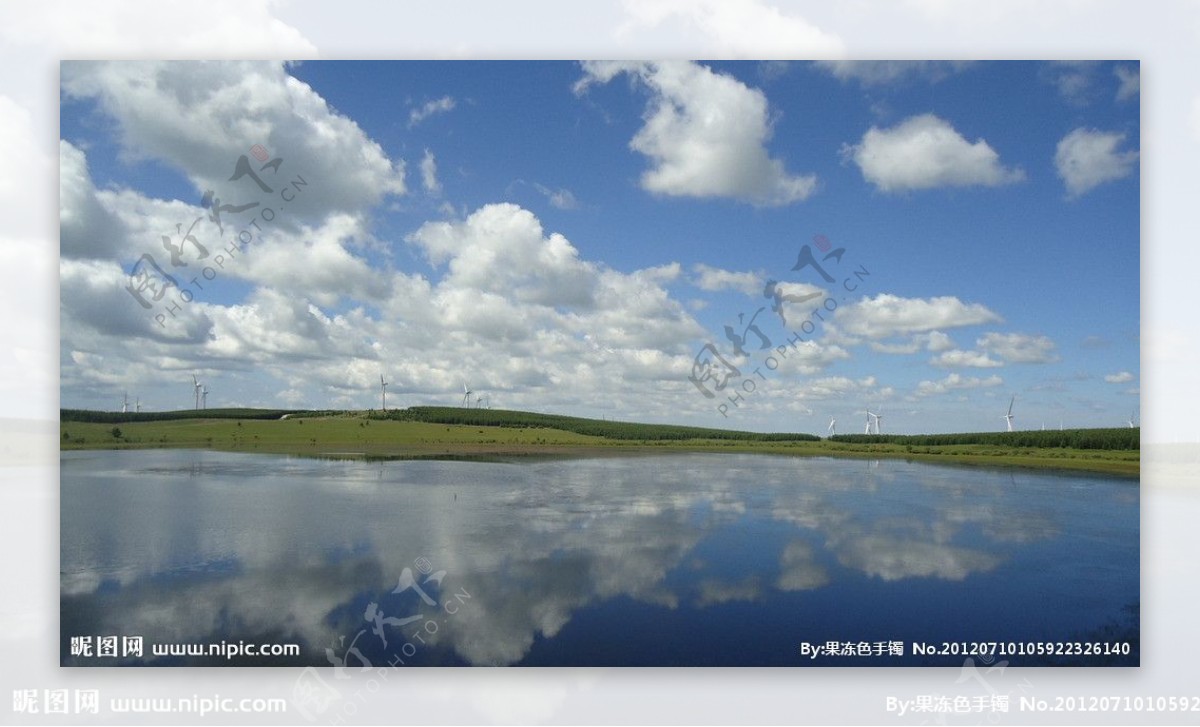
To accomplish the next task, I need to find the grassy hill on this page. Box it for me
[58,406,1139,476]
[376,406,822,442]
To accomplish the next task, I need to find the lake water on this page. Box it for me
[60,450,1139,666]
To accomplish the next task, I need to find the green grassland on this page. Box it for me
[60,408,1139,477]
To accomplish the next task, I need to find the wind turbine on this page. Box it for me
[1002,395,1015,432]
[135,397,141,413]
[1128,409,1137,428]
[380,374,388,412]
[462,383,473,408]
[121,391,128,413]
[827,417,836,437]
[873,404,884,435]
[192,375,202,410]
[478,394,490,409]
[864,409,873,435]
[201,385,209,409]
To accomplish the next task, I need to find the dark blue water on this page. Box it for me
[60,450,1139,666]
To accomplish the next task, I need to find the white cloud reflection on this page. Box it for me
[61,452,1106,666]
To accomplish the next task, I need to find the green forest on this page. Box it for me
[831,428,1139,450]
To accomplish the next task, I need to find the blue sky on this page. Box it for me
[59,60,1139,433]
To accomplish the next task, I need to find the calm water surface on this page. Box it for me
[60,450,1138,666]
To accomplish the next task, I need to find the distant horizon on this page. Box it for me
[58,402,1139,438]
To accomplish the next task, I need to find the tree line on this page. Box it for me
[59,408,330,423]
[831,428,1139,451]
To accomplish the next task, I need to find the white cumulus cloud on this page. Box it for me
[533,183,579,210]
[924,331,956,352]
[792,376,880,401]
[869,330,957,355]
[408,96,456,127]
[930,350,1002,368]
[615,0,843,58]
[420,149,441,195]
[915,373,1004,398]
[408,203,600,309]
[1114,65,1139,102]
[774,341,851,376]
[1104,371,1134,384]
[1041,61,1099,106]
[231,214,390,307]
[835,294,1002,339]
[0,1,316,57]
[576,60,817,206]
[1054,128,1139,198]
[977,332,1058,363]
[691,264,762,296]
[60,60,407,223]
[843,114,1025,193]
[815,60,972,85]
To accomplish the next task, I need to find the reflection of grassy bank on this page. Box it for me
[59,415,1139,476]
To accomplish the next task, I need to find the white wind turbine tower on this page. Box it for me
[1128,409,1137,428]
[864,409,873,435]
[135,397,141,413]
[121,392,128,413]
[462,383,473,408]
[478,394,490,409]
[201,385,209,409]
[872,404,884,435]
[1002,395,1015,432]
[380,374,388,412]
[192,375,202,410]
[827,417,836,437]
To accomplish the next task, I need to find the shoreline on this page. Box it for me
[60,435,1140,478]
